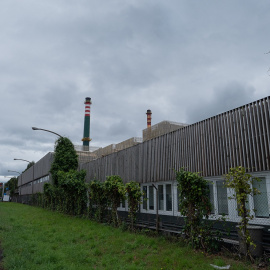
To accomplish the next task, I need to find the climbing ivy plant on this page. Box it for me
[125,181,143,230]
[43,182,57,210]
[175,168,219,252]
[105,175,126,227]
[88,179,108,222]
[57,170,87,215]
[224,166,260,260]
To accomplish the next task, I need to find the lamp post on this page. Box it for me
[14,158,34,195]
[8,170,21,174]
[32,127,63,138]
[31,126,64,188]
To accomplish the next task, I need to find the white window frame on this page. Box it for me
[117,198,127,211]
[140,181,175,216]
[205,172,270,225]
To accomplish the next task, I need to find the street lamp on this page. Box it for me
[32,127,63,138]
[14,158,32,163]
[8,170,21,175]
[14,158,34,195]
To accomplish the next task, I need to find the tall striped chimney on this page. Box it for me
[146,109,152,128]
[82,97,92,148]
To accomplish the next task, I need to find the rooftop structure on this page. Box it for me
[142,120,188,142]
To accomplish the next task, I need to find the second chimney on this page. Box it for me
[146,109,152,128]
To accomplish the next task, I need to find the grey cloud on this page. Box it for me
[1,0,270,178]
[186,81,257,123]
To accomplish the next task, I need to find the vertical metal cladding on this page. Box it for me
[82,97,92,146]
[81,96,270,182]
[146,109,152,128]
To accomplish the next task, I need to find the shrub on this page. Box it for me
[125,181,143,230]
[105,175,126,226]
[88,179,108,222]
[57,170,87,215]
[175,168,220,252]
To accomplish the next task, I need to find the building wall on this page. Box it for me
[132,172,270,226]
[14,96,270,235]
[18,152,53,195]
[81,96,270,183]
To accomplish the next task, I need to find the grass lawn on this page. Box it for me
[0,203,255,270]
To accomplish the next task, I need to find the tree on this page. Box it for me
[5,177,18,196]
[50,137,78,186]
[44,136,87,216]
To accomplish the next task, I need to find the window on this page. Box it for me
[216,181,228,215]
[149,186,154,210]
[118,198,125,209]
[121,198,125,208]
[177,187,181,212]
[141,182,174,213]
[208,182,215,214]
[166,184,172,211]
[158,185,164,210]
[253,178,269,217]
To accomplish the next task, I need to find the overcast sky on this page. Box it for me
[1,0,270,182]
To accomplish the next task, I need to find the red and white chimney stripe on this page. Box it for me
[84,99,91,116]
[85,105,90,116]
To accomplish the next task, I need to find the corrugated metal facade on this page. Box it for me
[19,152,54,195]
[17,96,270,190]
[81,96,270,183]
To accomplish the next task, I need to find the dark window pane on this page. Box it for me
[149,186,154,210]
[208,183,215,214]
[143,186,147,210]
[166,184,172,211]
[158,185,164,211]
[216,181,228,215]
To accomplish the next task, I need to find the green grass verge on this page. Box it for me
[0,203,254,270]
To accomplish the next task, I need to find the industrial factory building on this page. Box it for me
[16,96,270,243]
